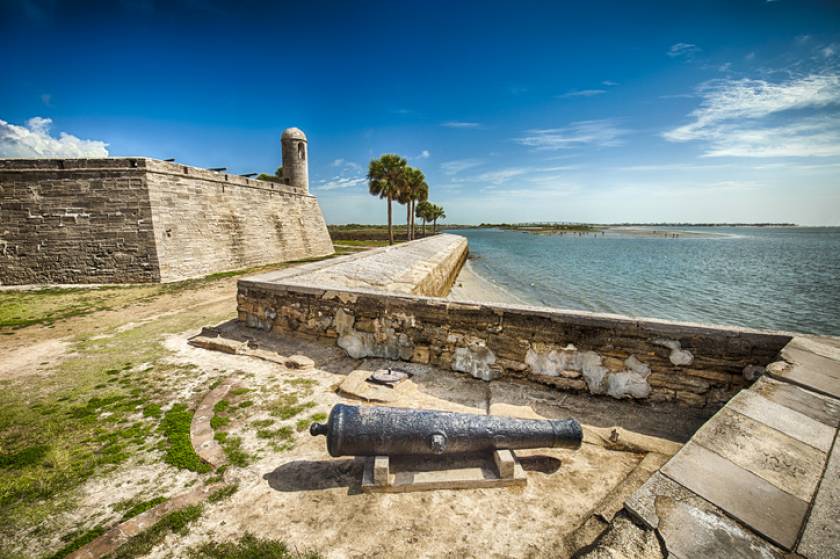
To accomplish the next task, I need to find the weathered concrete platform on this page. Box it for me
[625,335,840,557]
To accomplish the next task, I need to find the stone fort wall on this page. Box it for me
[0,158,334,284]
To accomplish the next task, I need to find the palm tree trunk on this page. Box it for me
[433,218,437,233]
[406,203,411,241]
[409,200,415,240]
[422,219,426,236]
[387,195,393,245]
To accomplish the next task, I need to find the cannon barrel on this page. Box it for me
[310,404,582,457]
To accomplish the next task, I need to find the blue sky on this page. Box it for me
[2,0,839,225]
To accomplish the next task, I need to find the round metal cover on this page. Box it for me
[369,368,410,385]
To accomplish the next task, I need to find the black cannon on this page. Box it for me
[309,403,582,457]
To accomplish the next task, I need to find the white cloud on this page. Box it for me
[515,119,628,150]
[0,116,109,158]
[331,158,362,172]
[667,43,701,58]
[441,121,481,129]
[602,80,619,87]
[476,167,530,184]
[745,51,756,61]
[821,44,837,58]
[441,158,485,175]
[664,73,840,157]
[411,149,431,160]
[558,89,606,98]
[316,175,367,191]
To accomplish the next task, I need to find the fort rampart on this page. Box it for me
[0,158,333,284]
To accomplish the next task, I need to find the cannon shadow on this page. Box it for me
[263,457,366,494]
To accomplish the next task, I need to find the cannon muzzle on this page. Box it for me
[310,404,582,457]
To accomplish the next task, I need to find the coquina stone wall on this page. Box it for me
[237,238,792,408]
[0,158,334,284]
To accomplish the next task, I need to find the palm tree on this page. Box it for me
[402,167,428,241]
[416,200,433,236]
[368,154,408,245]
[431,204,446,233]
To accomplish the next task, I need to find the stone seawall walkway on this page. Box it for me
[240,234,468,297]
[625,335,840,558]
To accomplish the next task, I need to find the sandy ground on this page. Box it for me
[448,260,528,305]
[2,265,704,558]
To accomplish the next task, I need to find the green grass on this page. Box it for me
[256,426,293,441]
[116,495,167,522]
[160,405,211,473]
[218,436,250,467]
[267,393,315,420]
[207,483,238,503]
[106,505,203,559]
[189,533,322,559]
[43,526,107,559]
[295,412,326,433]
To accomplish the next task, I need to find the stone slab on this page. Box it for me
[691,407,826,501]
[361,453,526,493]
[625,471,785,559]
[494,449,515,479]
[661,441,809,549]
[798,431,840,558]
[751,376,840,427]
[727,389,835,452]
[595,452,669,523]
[787,336,840,363]
[775,345,840,399]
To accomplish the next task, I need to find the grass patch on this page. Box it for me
[209,415,229,430]
[256,426,293,441]
[107,505,203,559]
[267,393,315,420]
[142,404,162,418]
[0,444,49,469]
[212,400,230,414]
[207,483,238,503]
[189,533,321,559]
[160,404,211,473]
[43,526,107,559]
[229,387,250,396]
[116,495,167,522]
[219,436,250,467]
[295,412,326,433]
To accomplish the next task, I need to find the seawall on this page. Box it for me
[237,234,791,408]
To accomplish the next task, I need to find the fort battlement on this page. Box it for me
[0,153,333,285]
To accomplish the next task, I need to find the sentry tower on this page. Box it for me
[281,127,309,193]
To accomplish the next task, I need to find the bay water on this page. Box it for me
[446,227,840,335]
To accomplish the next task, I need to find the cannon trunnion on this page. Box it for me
[310,403,583,457]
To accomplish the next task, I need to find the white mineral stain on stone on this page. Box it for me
[452,341,497,381]
[581,351,609,395]
[654,338,694,366]
[525,343,582,377]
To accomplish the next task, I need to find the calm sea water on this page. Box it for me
[445,227,840,335]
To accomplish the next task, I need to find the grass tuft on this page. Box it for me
[160,405,211,473]
[43,526,106,559]
[189,533,321,559]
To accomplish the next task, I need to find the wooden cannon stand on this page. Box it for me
[361,449,527,493]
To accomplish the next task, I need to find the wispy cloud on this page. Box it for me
[515,119,629,150]
[40,93,53,107]
[664,73,840,157]
[316,176,367,191]
[441,121,481,129]
[331,158,362,172]
[0,116,109,157]
[558,89,606,98]
[476,167,530,184]
[602,80,619,87]
[667,42,701,59]
[441,158,485,175]
[413,149,431,160]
